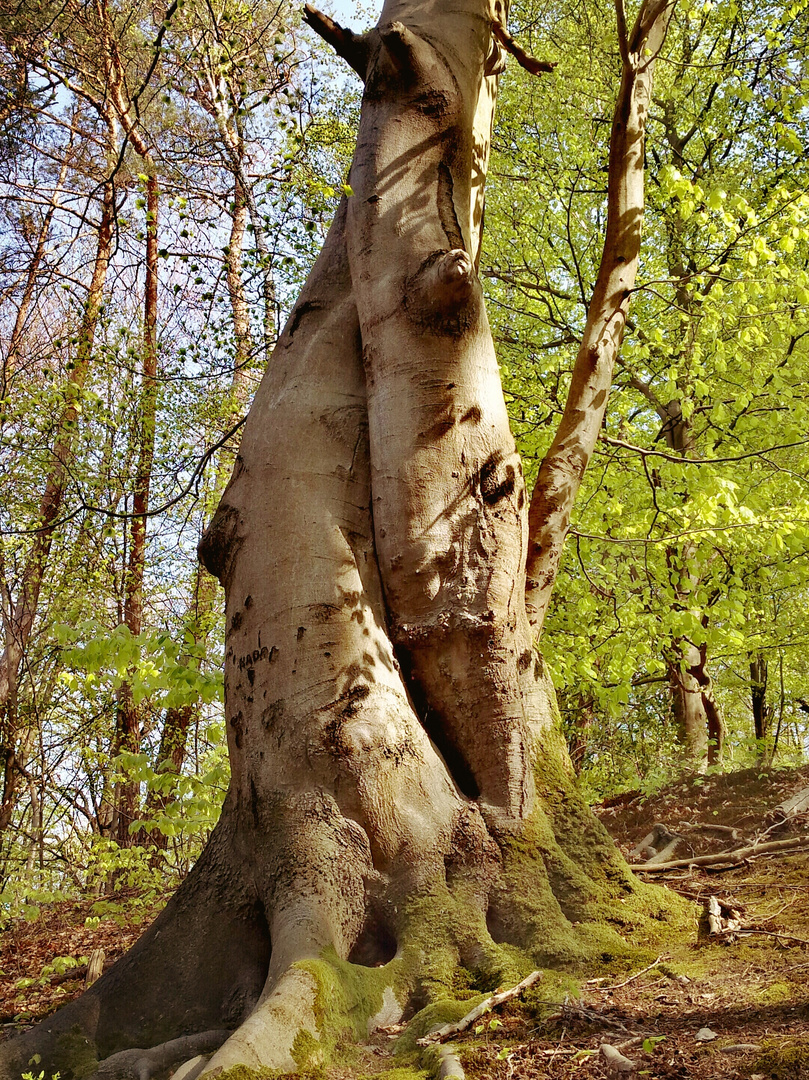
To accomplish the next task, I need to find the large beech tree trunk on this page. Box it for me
[0,1,681,1077]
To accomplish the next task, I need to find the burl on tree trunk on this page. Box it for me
[0,0,682,1077]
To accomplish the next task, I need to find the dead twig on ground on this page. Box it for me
[417,970,542,1045]
[630,834,809,872]
[593,956,668,992]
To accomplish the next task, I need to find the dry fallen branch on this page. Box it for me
[705,896,743,936]
[680,821,741,841]
[594,955,667,991]
[547,999,635,1033]
[733,928,809,947]
[764,783,809,827]
[599,1042,637,1073]
[417,971,542,1045]
[629,834,809,872]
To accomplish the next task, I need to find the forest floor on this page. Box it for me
[2,765,809,1079]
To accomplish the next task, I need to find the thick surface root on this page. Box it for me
[198,969,320,1077]
[90,1030,229,1080]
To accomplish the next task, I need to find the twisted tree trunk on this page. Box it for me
[0,1,682,1076]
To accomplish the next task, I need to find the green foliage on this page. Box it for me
[485,0,809,789]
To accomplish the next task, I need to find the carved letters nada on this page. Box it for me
[237,645,277,671]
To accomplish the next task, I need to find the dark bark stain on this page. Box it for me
[518,649,533,673]
[249,777,259,828]
[479,452,516,505]
[262,700,285,731]
[308,602,342,623]
[414,88,450,118]
[334,684,371,719]
[423,412,456,439]
[230,710,244,749]
[297,626,306,641]
[286,300,320,342]
[461,405,482,423]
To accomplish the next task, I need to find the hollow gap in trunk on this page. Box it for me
[397,655,481,799]
[485,903,509,945]
[347,918,398,967]
[421,706,480,800]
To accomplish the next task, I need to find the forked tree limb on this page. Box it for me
[417,971,542,1045]
[491,20,556,76]
[524,0,676,633]
[303,4,370,78]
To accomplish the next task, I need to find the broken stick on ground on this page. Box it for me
[417,971,542,1046]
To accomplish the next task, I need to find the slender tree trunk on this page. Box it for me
[565,692,595,774]
[668,631,724,769]
[525,0,674,633]
[750,651,771,742]
[0,170,115,833]
[113,171,159,848]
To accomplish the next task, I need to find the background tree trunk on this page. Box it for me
[111,171,159,847]
[0,162,116,833]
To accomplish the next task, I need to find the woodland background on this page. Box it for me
[1,0,808,922]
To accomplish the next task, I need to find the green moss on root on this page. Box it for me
[486,724,693,972]
[52,1027,99,1080]
[297,947,404,1067]
[755,1037,809,1079]
[214,1066,285,1080]
[356,1068,430,1080]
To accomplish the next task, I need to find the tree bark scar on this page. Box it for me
[437,162,465,250]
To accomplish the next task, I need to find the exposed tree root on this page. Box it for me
[0,814,269,1077]
[90,1030,229,1080]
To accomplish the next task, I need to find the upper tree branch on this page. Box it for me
[303,4,370,79]
[525,0,677,635]
[491,19,556,77]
